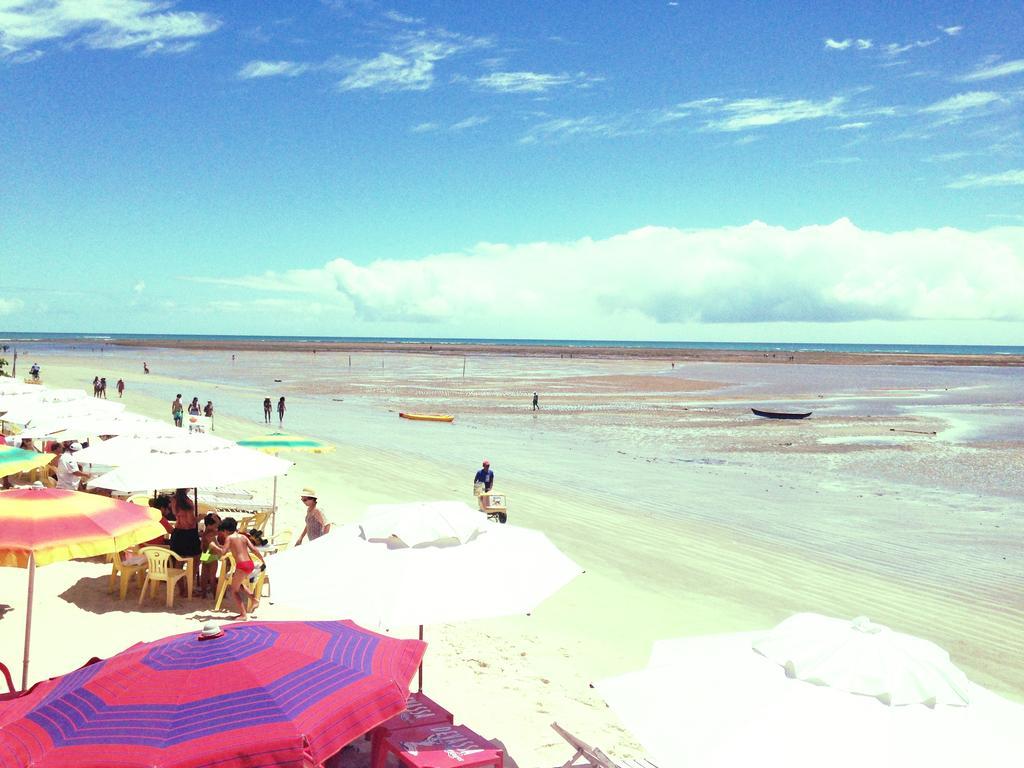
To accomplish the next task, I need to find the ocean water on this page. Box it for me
[1,332,1023,356]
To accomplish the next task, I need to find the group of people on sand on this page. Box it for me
[92,375,125,398]
[171,394,214,428]
[140,486,330,619]
[263,396,286,426]
[146,489,266,619]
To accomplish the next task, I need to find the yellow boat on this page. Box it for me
[399,412,455,423]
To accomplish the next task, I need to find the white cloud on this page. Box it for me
[947,169,1024,189]
[238,60,310,79]
[0,298,24,315]
[0,0,220,58]
[133,280,146,294]
[141,39,196,56]
[940,25,963,36]
[831,121,870,130]
[921,91,1003,113]
[958,58,1024,82]
[883,39,938,59]
[824,38,871,51]
[450,114,489,130]
[383,10,423,25]
[520,115,638,143]
[703,96,847,132]
[337,30,490,92]
[475,70,597,93]
[195,220,1024,332]
[411,121,439,133]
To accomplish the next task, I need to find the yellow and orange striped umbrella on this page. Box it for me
[0,487,165,567]
[0,487,167,690]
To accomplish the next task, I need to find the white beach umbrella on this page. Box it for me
[0,380,38,396]
[87,444,292,492]
[360,500,487,547]
[74,432,231,466]
[15,414,175,443]
[272,521,582,628]
[0,389,86,416]
[3,397,124,426]
[594,615,1024,768]
[752,613,972,706]
[271,516,583,689]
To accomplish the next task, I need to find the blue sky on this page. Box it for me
[1,0,1023,343]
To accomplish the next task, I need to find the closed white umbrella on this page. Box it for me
[360,500,487,547]
[595,615,1024,768]
[87,444,291,492]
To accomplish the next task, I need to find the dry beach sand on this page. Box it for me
[1,342,1022,766]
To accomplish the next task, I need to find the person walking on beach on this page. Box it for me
[473,459,494,496]
[188,397,201,417]
[263,397,272,424]
[532,392,539,411]
[171,394,184,427]
[296,488,331,545]
[92,376,100,397]
[277,396,286,426]
[143,361,149,374]
[99,377,107,398]
[204,400,214,418]
[116,378,125,398]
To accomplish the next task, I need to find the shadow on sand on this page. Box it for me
[59,575,233,621]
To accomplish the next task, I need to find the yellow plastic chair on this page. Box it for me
[270,529,293,553]
[236,515,256,533]
[214,552,237,611]
[109,550,148,600]
[248,510,271,533]
[137,547,191,608]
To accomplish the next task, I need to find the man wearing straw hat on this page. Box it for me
[296,488,331,545]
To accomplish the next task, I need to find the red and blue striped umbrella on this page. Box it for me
[0,620,426,768]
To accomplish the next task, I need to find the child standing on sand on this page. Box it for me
[198,512,222,598]
[207,517,265,620]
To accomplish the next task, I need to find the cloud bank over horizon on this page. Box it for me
[194,220,1024,340]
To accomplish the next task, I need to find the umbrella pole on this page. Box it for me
[418,624,424,692]
[271,475,277,536]
[22,552,35,691]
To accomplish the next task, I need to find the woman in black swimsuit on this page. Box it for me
[168,488,200,592]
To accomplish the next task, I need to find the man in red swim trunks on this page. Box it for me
[208,517,266,620]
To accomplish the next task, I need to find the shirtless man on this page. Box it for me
[171,394,184,427]
[208,517,266,620]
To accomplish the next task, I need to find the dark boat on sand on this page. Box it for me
[751,408,812,420]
